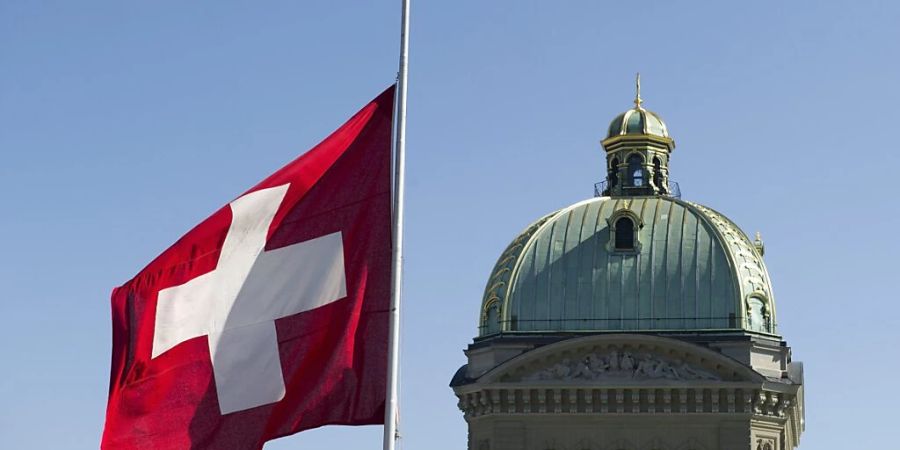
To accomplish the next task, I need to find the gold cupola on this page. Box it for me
[601,74,676,197]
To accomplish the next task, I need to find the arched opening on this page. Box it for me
[747,297,768,332]
[483,302,500,335]
[653,156,665,193]
[609,158,619,189]
[614,217,635,250]
[627,154,644,187]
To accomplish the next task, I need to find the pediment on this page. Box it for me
[479,334,763,385]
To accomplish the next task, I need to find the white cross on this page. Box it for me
[151,184,347,414]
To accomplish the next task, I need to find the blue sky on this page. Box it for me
[2,1,898,448]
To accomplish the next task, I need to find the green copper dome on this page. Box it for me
[478,196,777,337]
[605,74,669,139]
[606,107,669,139]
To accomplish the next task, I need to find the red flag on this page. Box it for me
[102,86,394,449]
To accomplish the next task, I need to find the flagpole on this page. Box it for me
[384,0,409,449]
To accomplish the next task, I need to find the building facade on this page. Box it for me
[450,79,805,450]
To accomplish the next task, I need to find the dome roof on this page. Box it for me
[478,196,776,337]
[606,107,669,139]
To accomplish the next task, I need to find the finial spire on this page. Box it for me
[634,72,643,109]
[754,231,766,256]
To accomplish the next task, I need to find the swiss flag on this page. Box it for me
[102,86,394,449]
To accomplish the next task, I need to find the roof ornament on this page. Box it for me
[754,231,766,257]
[634,72,643,109]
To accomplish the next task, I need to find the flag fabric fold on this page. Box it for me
[102,86,395,449]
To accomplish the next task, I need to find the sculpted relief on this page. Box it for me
[522,349,720,382]
[531,436,708,450]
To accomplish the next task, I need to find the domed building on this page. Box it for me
[450,76,805,450]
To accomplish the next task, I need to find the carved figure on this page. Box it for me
[553,359,571,379]
[677,359,717,380]
[634,354,655,377]
[651,358,673,378]
[608,350,619,371]
[522,351,720,383]
[753,392,766,414]
[587,353,608,374]
[573,358,593,379]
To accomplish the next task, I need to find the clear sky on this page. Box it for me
[2,1,898,448]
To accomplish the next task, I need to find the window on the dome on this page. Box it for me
[747,297,768,333]
[484,302,500,335]
[615,217,635,250]
[627,154,644,187]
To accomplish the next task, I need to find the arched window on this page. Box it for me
[614,217,635,250]
[653,156,665,193]
[483,302,500,335]
[609,158,619,189]
[747,297,768,332]
[627,154,644,187]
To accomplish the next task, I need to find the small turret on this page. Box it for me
[601,74,676,197]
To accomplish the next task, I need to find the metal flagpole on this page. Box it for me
[384,0,409,449]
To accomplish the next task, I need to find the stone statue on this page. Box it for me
[608,350,619,371]
[652,358,675,379]
[586,353,608,374]
[573,358,593,379]
[634,353,656,378]
[553,359,571,379]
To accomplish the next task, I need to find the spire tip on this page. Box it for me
[634,73,643,108]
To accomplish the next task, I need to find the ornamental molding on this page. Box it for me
[533,436,710,450]
[478,334,763,385]
[688,203,777,333]
[480,211,559,326]
[455,385,798,420]
[521,349,720,383]
[754,437,776,450]
[453,336,803,447]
